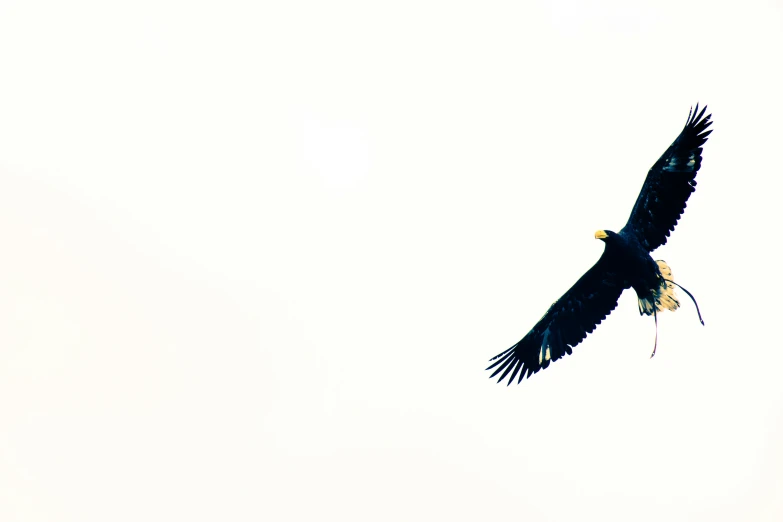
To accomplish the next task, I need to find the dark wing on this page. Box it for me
[622,105,713,252]
[487,253,628,385]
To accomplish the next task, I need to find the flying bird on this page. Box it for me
[488,105,712,384]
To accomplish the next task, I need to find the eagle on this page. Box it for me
[488,105,712,384]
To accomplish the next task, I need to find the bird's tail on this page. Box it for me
[637,260,680,315]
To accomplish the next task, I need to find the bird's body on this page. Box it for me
[598,230,677,316]
[488,105,712,384]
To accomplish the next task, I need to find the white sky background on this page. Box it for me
[1,1,782,520]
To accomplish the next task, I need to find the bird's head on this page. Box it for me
[594,229,619,243]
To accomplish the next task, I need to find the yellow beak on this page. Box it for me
[594,230,608,239]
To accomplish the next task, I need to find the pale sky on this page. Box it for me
[1,1,782,521]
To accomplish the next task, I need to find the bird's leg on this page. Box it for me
[664,279,705,325]
[650,308,658,358]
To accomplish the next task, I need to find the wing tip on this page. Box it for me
[681,103,713,149]
[487,342,533,385]
[687,102,712,129]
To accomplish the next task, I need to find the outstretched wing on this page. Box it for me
[622,105,713,252]
[487,253,628,385]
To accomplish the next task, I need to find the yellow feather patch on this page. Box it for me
[638,261,681,315]
[655,260,680,312]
